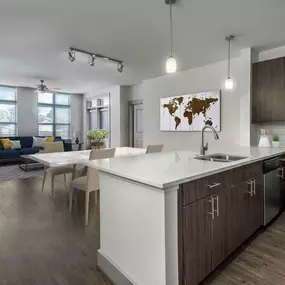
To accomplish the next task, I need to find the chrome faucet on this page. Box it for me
[200,125,219,155]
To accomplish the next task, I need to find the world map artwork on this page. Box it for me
[160,90,221,131]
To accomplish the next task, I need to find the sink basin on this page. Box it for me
[195,153,248,163]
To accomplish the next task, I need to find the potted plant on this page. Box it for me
[87,129,109,149]
[272,135,280,148]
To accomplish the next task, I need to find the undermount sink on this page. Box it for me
[194,153,248,163]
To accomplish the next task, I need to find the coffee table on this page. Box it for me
[19,155,45,172]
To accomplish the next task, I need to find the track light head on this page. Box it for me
[89,55,96,66]
[225,35,234,42]
[117,63,124,73]
[68,49,75,62]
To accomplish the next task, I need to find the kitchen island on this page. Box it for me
[88,147,285,285]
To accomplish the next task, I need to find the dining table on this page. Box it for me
[28,147,146,168]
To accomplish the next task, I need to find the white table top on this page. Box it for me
[28,147,146,167]
[87,146,285,189]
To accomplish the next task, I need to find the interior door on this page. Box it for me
[133,104,143,148]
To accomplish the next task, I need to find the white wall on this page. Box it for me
[16,87,83,139]
[120,86,129,147]
[129,51,255,152]
[239,48,253,146]
[258,45,285,62]
[17,87,38,136]
[126,84,143,101]
[71,93,84,141]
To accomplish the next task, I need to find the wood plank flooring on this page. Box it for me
[0,175,112,285]
[205,214,285,285]
[1,175,285,285]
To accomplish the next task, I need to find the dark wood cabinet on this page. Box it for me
[182,189,228,284]
[278,165,285,208]
[182,197,212,285]
[226,185,244,255]
[249,175,264,233]
[179,165,265,285]
[211,189,228,269]
[252,57,285,122]
[239,176,264,242]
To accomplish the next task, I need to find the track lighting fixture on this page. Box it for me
[68,47,123,73]
[117,63,124,73]
[225,35,234,90]
[68,49,75,62]
[89,55,96,66]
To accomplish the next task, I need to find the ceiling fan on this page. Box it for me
[35,80,61,93]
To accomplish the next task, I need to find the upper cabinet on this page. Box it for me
[252,57,285,122]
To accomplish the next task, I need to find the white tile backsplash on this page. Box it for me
[253,122,285,146]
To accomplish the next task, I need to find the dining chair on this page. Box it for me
[146,144,164,154]
[41,141,74,198]
[69,148,116,226]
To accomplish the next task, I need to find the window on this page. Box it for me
[0,87,17,136]
[38,93,71,139]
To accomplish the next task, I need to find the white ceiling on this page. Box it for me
[1,0,285,93]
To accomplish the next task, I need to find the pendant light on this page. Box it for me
[225,35,234,90]
[165,0,177,73]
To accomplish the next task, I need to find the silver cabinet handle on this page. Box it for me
[213,195,220,217]
[253,179,256,196]
[208,182,221,189]
[246,180,253,196]
[278,167,284,179]
[208,197,215,220]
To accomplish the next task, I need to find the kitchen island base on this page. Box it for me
[97,172,179,285]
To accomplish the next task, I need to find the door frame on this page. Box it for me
[128,100,143,147]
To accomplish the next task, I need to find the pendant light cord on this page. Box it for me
[169,2,173,56]
[228,37,231,77]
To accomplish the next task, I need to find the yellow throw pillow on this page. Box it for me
[1,138,11,150]
[45,136,55,142]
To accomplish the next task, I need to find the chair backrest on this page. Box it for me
[89,148,116,160]
[87,148,116,191]
[146,144,164,154]
[44,141,64,153]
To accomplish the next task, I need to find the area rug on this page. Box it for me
[0,165,45,181]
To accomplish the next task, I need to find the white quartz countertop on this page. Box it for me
[88,146,285,189]
[28,147,146,167]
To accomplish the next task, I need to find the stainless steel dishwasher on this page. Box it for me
[263,157,281,225]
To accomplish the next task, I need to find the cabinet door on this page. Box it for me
[211,189,227,269]
[182,198,212,285]
[250,175,264,232]
[252,57,285,122]
[239,177,264,243]
[279,166,285,209]
[240,180,254,242]
[226,185,244,256]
